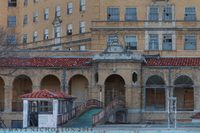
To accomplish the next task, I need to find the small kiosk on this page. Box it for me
[21,89,76,128]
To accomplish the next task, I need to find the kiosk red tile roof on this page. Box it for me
[20,89,76,99]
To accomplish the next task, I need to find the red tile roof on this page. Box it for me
[20,89,76,99]
[0,57,92,68]
[145,58,200,66]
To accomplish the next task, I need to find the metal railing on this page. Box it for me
[92,99,125,126]
[57,99,103,126]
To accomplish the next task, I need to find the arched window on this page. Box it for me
[174,75,194,111]
[132,72,138,83]
[145,75,165,111]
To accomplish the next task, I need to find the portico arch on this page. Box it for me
[174,75,194,111]
[104,74,125,105]
[12,75,32,112]
[68,74,89,106]
[40,75,61,91]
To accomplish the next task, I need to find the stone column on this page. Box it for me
[23,100,29,128]
[194,86,200,111]
[4,85,12,112]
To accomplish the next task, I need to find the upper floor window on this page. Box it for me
[80,45,86,51]
[162,34,172,50]
[22,34,28,44]
[80,0,86,11]
[24,0,28,6]
[44,29,49,40]
[33,31,38,42]
[80,21,85,33]
[33,0,38,3]
[149,7,159,21]
[7,35,16,44]
[67,2,73,14]
[149,34,159,50]
[184,7,196,21]
[125,35,137,50]
[44,8,49,20]
[8,0,17,7]
[23,15,28,25]
[107,7,119,21]
[163,6,172,21]
[67,24,72,35]
[107,35,119,45]
[33,11,38,23]
[7,16,16,27]
[125,8,137,21]
[184,35,196,50]
[55,6,61,17]
[55,26,61,38]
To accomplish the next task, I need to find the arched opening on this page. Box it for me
[104,74,125,105]
[0,77,5,112]
[12,75,32,112]
[41,75,61,91]
[68,75,89,106]
[174,75,194,111]
[145,75,165,111]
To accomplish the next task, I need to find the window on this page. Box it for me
[22,34,28,44]
[44,29,48,40]
[125,35,137,50]
[107,35,119,45]
[33,11,38,23]
[23,15,28,25]
[185,7,196,21]
[55,6,61,17]
[33,31,38,42]
[80,21,85,33]
[33,0,38,3]
[44,8,49,20]
[67,2,73,14]
[184,35,196,50]
[149,34,159,50]
[80,45,86,51]
[7,16,16,27]
[7,35,16,44]
[39,101,53,114]
[80,0,86,11]
[107,7,119,21]
[67,24,72,35]
[162,34,172,50]
[163,6,172,21]
[8,0,17,7]
[125,8,137,21]
[24,0,28,6]
[55,26,61,38]
[149,7,159,21]
[145,75,165,111]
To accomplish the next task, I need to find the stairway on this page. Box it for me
[0,117,6,128]
[62,108,102,128]
[92,99,126,126]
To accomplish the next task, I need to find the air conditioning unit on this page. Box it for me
[67,30,72,35]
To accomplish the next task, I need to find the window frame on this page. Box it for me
[80,0,86,11]
[184,35,197,50]
[149,6,159,21]
[107,7,120,21]
[184,7,196,21]
[7,16,16,27]
[80,21,86,34]
[162,34,172,50]
[125,35,137,50]
[149,34,159,50]
[67,2,73,14]
[125,7,137,21]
